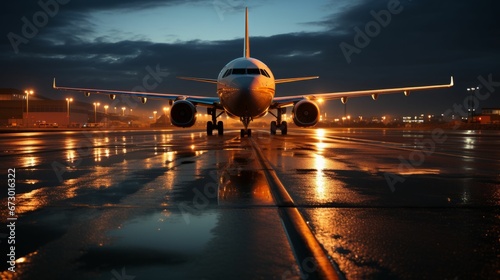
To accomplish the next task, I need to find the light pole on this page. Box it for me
[66,98,73,126]
[163,107,169,124]
[317,98,324,123]
[24,90,33,127]
[93,102,100,123]
[467,87,479,123]
[121,107,126,116]
[104,105,109,127]
[153,111,157,124]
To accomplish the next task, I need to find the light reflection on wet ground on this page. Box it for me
[256,128,500,279]
[0,128,498,279]
[0,130,296,279]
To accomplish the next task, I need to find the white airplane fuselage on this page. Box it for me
[217,57,275,120]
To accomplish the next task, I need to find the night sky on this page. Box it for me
[1,0,499,118]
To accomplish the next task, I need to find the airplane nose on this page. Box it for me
[231,76,261,92]
[222,75,273,118]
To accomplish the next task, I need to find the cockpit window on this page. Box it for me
[247,68,260,75]
[260,69,271,78]
[232,68,246,74]
[222,69,231,78]
[223,68,271,78]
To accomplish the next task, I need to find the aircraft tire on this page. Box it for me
[207,121,213,136]
[217,121,224,135]
[281,121,287,135]
[270,121,277,135]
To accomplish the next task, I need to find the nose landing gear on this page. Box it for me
[240,116,252,137]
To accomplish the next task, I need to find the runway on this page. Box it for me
[0,128,499,279]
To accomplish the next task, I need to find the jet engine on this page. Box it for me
[170,100,197,127]
[292,100,320,127]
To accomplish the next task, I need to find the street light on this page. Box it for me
[66,98,73,126]
[153,111,157,123]
[24,90,34,127]
[104,105,109,127]
[466,87,479,123]
[163,107,169,124]
[121,107,126,116]
[93,102,100,123]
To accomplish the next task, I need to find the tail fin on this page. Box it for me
[244,7,250,58]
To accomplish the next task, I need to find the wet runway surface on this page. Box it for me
[0,128,499,279]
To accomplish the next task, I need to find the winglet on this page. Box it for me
[450,76,454,87]
[244,7,250,58]
[53,78,57,89]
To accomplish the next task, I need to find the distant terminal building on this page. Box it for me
[475,107,500,124]
[402,114,442,124]
[0,88,91,127]
[482,108,500,115]
[402,115,425,124]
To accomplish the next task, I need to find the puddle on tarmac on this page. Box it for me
[78,210,218,269]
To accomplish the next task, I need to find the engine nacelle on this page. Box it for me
[84,92,91,97]
[170,100,197,127]
[141,97,147,104]
[109,94,116,100]
[292,100,320,127]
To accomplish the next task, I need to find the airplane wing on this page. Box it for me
[53,78,221,108]
[271,76,454,108]
[275,76,319,84]
[177,76,219,84]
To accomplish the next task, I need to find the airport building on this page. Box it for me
[475,107,500,124]
[482,108,500,115]
[0,88,91,127]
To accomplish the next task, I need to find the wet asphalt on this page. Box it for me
[0,128,498,279]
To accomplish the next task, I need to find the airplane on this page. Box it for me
[53,8,454,137]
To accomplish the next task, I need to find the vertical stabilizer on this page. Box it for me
[244,7,250,58]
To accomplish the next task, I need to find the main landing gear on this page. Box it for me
[269,108,288,135]
[207,108,224,136]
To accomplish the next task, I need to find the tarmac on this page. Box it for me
[0,128,498,279]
